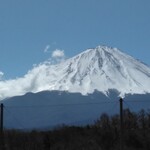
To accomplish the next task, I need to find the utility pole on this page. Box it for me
[0,103,4,134]
[120,98,124,150]
[0,103,5,150]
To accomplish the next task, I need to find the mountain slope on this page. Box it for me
[0,46,150,100]
[50,46,150,96]
[2,91,150,129]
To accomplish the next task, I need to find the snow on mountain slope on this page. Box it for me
[49,46,150,96]
[0,46,150,100]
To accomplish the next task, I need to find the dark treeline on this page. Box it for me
[1,108,150,150]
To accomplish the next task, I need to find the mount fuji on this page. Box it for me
[43,45,150,96]
[1,46,150,129]
[1,46,150,100]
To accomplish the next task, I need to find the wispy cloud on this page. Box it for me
[52,49,65,58]
[0,48,67,100]
[44,42,57,53]
[44,45,50,53]
[0,63,53,100]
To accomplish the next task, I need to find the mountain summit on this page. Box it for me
[0,46,150,100]
[47,46,150,96]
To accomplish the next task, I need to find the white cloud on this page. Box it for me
[52,49,65,58]
[0,59,66,100]
[0,63,53,100]
[44,45,50,53]
[0,49,66,100]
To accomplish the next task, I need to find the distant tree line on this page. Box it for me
[1,108,150,150]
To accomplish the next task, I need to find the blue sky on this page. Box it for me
[0,0,150,79]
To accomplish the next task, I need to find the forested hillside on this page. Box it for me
[1,108,150,150]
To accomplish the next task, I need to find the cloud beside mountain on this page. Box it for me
[52,49,65,58]
[0,47,66,100]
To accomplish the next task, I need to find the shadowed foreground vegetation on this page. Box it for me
[1,109,150,150]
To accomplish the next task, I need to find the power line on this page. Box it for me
[4,99,150,109]
[125,100,150,103]
[5,101,117,108]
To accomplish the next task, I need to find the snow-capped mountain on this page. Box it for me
[0,46,150,100]
[1,45,150,129]
[47,46,150,96]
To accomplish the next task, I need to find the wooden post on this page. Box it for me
[0,103,5,150]
[120,98,124,150]
[0,103,4,134]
